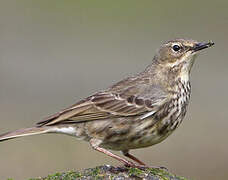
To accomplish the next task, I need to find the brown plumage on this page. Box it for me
[0,39,214,168]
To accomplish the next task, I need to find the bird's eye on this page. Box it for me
[172,44,181,52]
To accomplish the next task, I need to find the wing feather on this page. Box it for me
[37,76,169,126]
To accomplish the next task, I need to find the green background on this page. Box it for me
[0,0,227,179]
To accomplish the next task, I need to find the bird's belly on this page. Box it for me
[100,127,174,151]
[99,105,188,151]
[98,117,180,151]
[68,103,188,151]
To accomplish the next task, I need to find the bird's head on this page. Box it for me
[153,39,214,75]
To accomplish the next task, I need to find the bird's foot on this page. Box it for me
[123,163,168,171]
[147,165,168,171]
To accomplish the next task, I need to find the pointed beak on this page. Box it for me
[192,41,214,52]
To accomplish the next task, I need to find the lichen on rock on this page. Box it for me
[28,165,190,180]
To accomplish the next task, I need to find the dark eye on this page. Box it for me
[172,44,181,52]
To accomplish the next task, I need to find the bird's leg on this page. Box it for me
[90,139,136,167]
[90,139,166,170]
[122,150,146,166]
[122,150,168,170]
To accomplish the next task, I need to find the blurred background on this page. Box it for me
[0,0,227,179]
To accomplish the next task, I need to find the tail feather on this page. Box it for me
[0,127,52,142]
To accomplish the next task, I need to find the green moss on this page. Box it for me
[91,167,100,176]
[128,167,144,177]
[83,166,100,177]
[28,171,81,180]
[28,165,190,180]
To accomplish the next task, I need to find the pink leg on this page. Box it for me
[122,150,167,170]
[90,139,137,167]
[122,150,146,166]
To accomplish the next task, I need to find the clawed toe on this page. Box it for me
[124,163,147,170]
[123,161,138,168]
[157,166,168,171]
[123,163,168,171]
[143,165,168,171]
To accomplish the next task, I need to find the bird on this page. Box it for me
[0,39,214,168]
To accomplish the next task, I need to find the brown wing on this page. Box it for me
[37,75,169,127]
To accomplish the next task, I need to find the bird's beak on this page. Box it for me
[192,41,214,52]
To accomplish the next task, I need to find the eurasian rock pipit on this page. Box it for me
[0,39,214,168]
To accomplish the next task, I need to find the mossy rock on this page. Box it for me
[27,165,190,180]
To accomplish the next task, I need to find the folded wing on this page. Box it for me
[37,76,169,126]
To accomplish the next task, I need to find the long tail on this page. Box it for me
[0,127,53,142]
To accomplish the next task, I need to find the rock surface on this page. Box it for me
[28,165,190,180]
